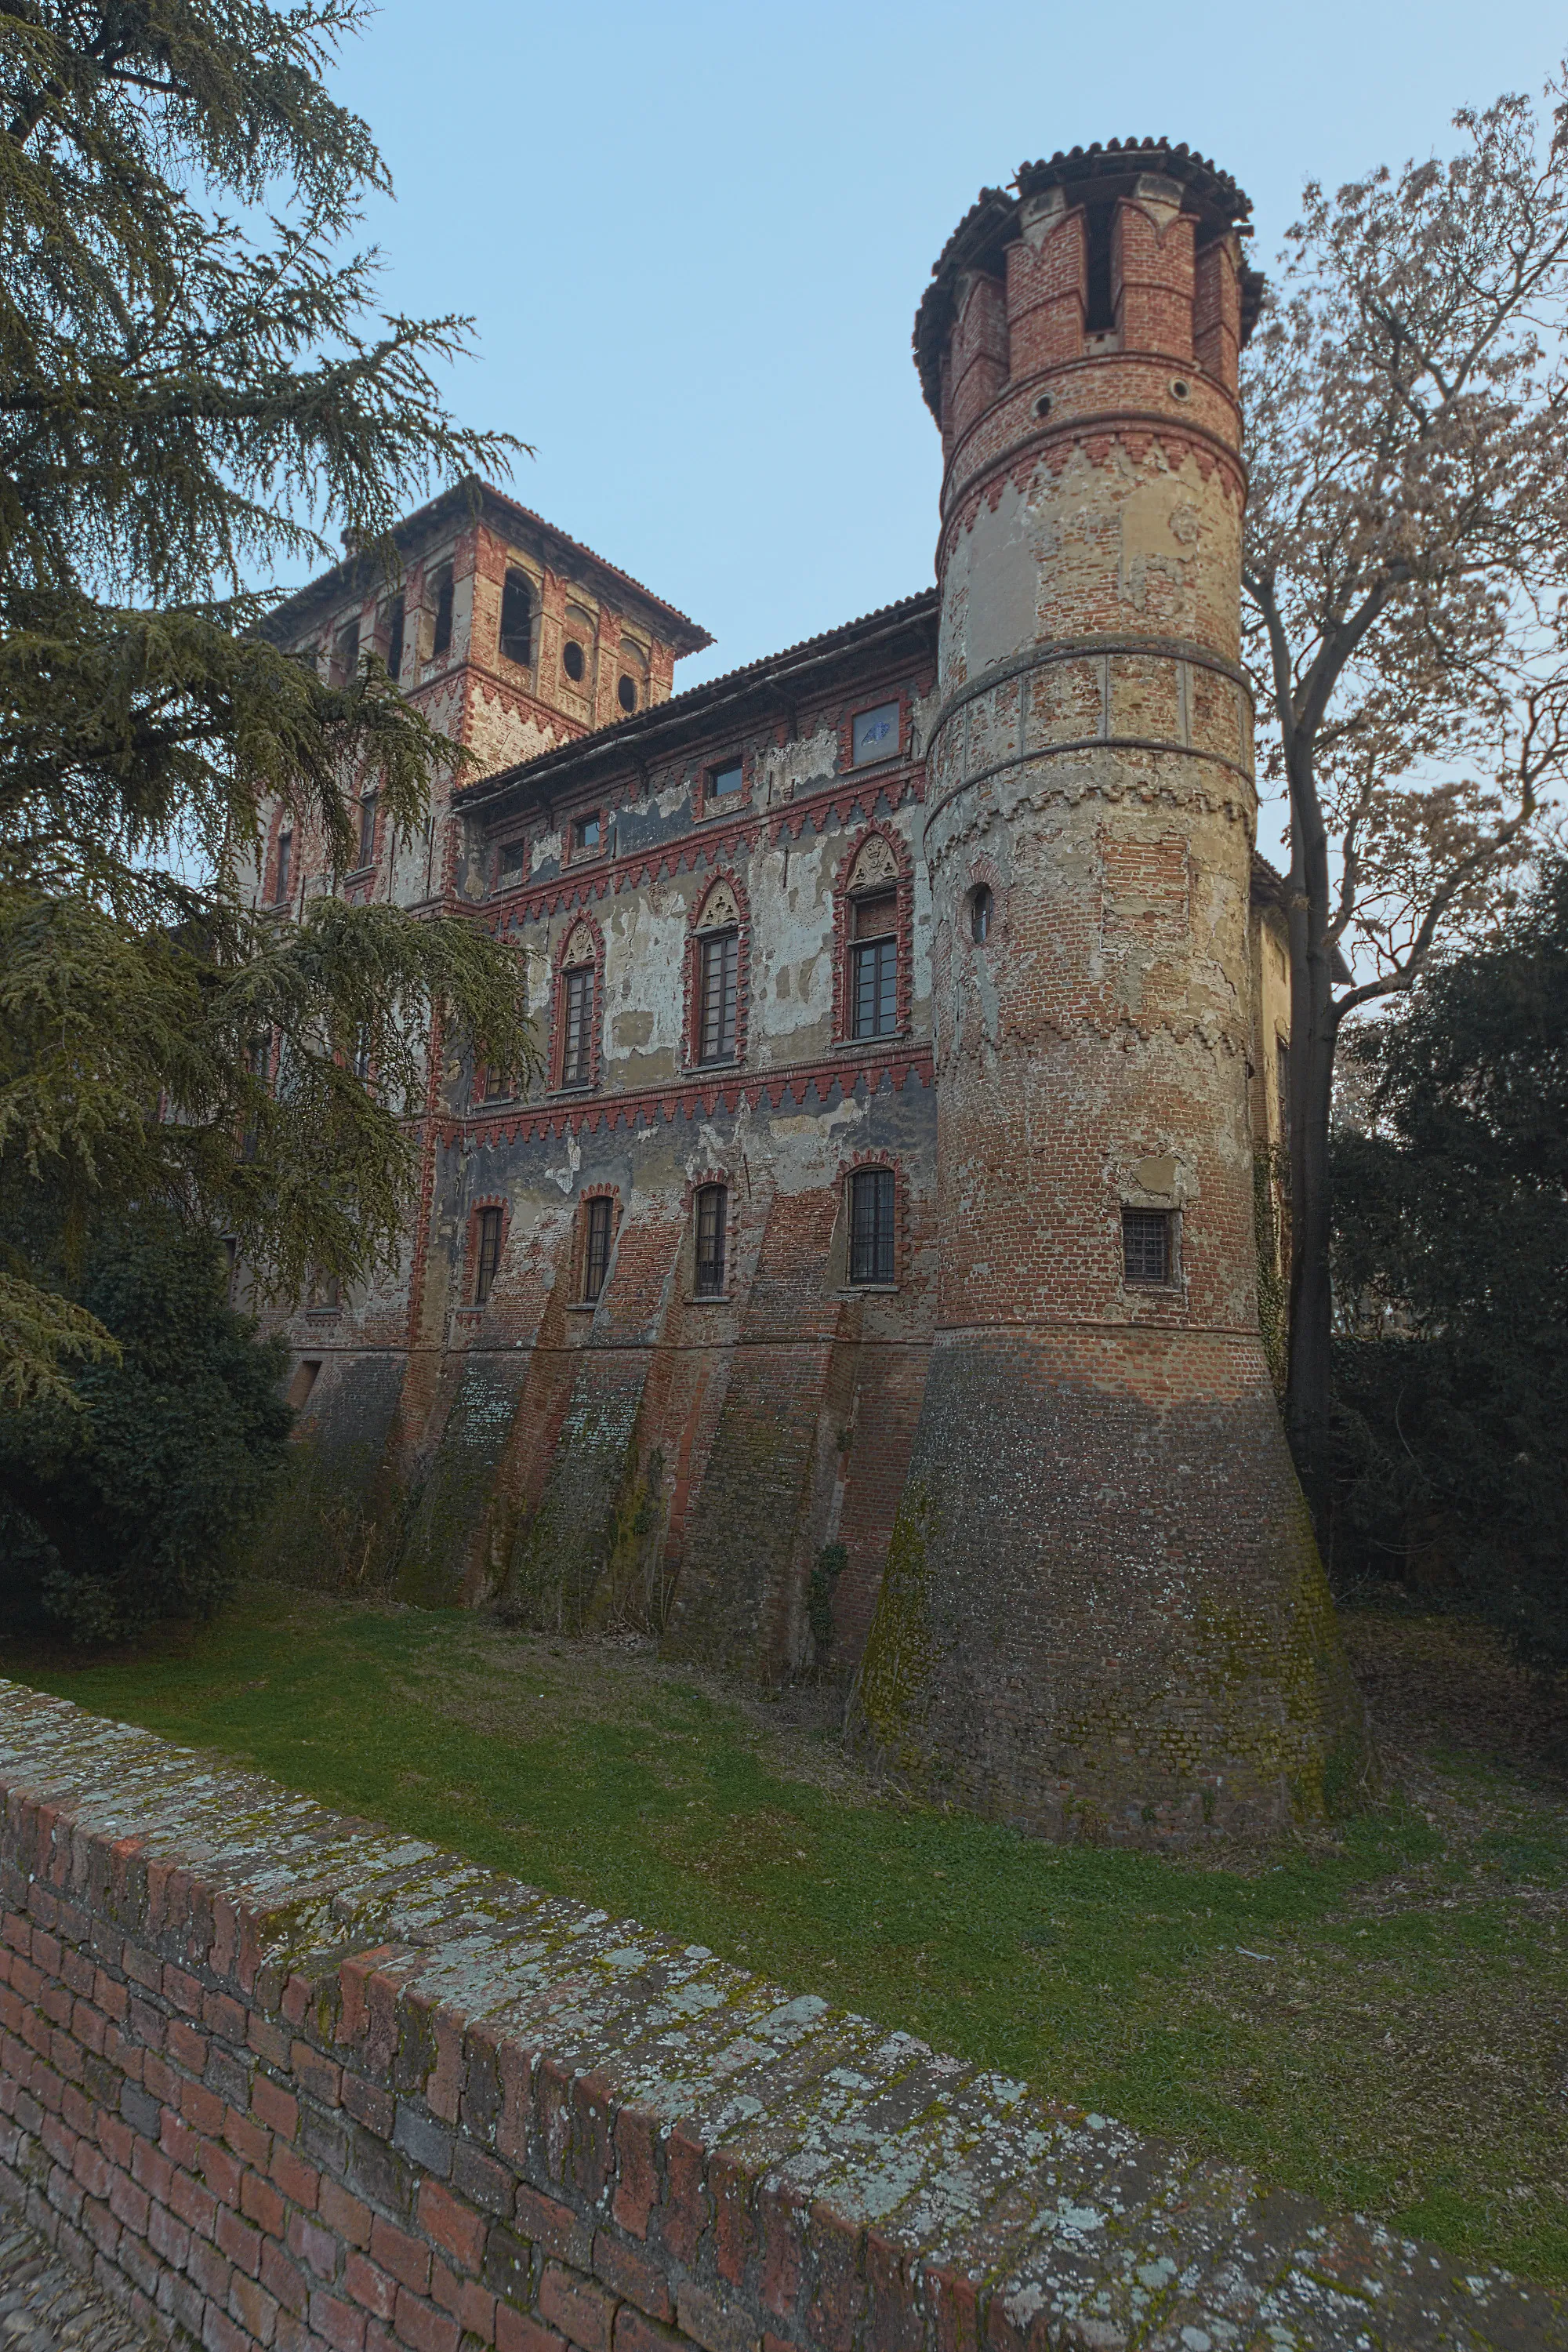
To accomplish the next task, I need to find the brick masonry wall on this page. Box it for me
[0,1685,1562,2352]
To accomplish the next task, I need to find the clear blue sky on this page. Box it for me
[328,0,1564,691]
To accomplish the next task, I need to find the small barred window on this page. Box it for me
[583,1197,613,1302]
[694,1185,728,1297]
[1123,1207,1174,1286]
[474,1206,503,1306]
[848,1167,896,1286]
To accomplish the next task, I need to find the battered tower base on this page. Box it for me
[850,1332,1370,1846]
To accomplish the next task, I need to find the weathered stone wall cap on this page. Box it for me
[0,1676,1563,2350]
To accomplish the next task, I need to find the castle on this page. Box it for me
[248,137,1367,1844]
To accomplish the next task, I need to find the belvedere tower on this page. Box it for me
[853,140,1367,1842]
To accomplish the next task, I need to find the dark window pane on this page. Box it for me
[500,569,534,665]
[573,813,601,855]
[851,702,899,766]
[969,884,993,942]
[561,966,593,1087]
[1122,1208,1172,1285]
[385,596,405,682]
[849,1167,896,1285]
[698,931,738,1062]
[335,621,359,684]
[695,1185,727,1297]
[432,567,454,657]
[1276,1038,1290,1129]
[274,830,292,902]
[497,839,526,889]
[851,937,897,1038]
[475,1206,503,1305]
[618,673,637,713]
[709,760,742,799]
[584,1197,613,1301]
[358,792,377,868]
[563,639,586,682]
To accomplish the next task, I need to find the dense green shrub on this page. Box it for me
[0,1216,290,1641]
[1330,862,1568,1665]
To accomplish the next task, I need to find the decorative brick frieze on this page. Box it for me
[0,1686,1555,2352]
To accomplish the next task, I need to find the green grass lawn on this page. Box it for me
[5,1590,1566,2285]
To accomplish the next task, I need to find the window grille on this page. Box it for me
[500,569,535,665]
[698,931,738,1063]
[561,965,593,1087]
[695,1185,728,1297]
[474,1206,503,1305]
[1122,1207,1174,1286]
[583,1197,613,1302]
[850,891,898,1039]
[357,792,377,869]
[849,1167,896,1285]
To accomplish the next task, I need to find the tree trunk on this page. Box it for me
[1283,764,1341,1537]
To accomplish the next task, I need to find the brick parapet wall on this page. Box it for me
[0,1682,1559,2352]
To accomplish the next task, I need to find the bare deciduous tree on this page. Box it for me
[1242,67,1568,1519]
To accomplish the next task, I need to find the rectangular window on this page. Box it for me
[561,964,593,1087]
[694,1184,727,1298]
[1276,1036,1290,1131]
[850,892,898,1039]
[1123,1207,1174,1286]
[481,1062,512,1102]
[274,829,292,902]
[353,1024,372,1082]
[384,594,405,683]
[307,1270,341,1312]
[357,792,377,869]
[431,564,455,658]
[707,758,742,801]
[697,931,738,1063]
[496,839,527,891]
[572,813,602,857]
[583,1196,613,1302]
[334,620,360,686]
[499,568,535,665]
[851,702,900,767]
[474,1206,503,1306]
[849,1167,896,1286]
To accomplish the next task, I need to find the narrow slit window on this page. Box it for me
[1122,1207,1174,1286]
[500,568,535,665]
[357,791,377,868]
[694,1184,728,1298]
[474,1206,503,1305]
[583,1196,613,1302]
[274,828,292,902]
[334,620,359,686]
[384,595,405,683]
[1084,203,1116,334]
[561,964,594,1087]
[431,565,455,658]
[697,931,738,1063]
[848,1167,896,1286]
[1276,1037,1290,1132]
[850,891,898,1038]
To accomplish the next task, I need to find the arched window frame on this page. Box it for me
[831,824,914,1047]
[840,1150,908,1291]
[550,911,605,1094]
[684,1167,735,1303]
[682,870,751,1073]
[575,1182,621,1307]
[462,1194,512,1313]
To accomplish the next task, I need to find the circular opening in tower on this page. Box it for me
[563,640,586,682]
[1169,376,1192,401]
[968,883,993,944]
[1033,393,1053,420]
[617,673,637,713]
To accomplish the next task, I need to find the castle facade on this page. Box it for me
[248,137,1365,1843]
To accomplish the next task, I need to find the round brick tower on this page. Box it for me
[853,140,1367,1842]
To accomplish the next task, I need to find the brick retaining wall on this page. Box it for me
[0,1679,1559,2352]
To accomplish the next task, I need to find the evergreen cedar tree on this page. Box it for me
[1331,860,1568,1668]
[0,0,535,1413]
[0,1214,292,1642]
[1241,65,1568,1523]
